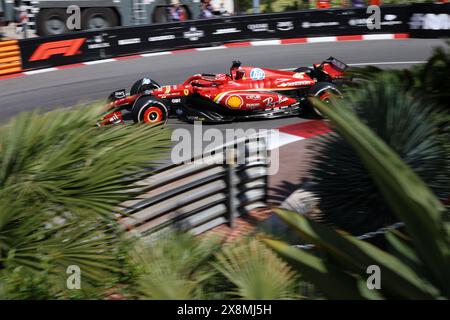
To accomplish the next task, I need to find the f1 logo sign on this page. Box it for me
[30,38,86,61]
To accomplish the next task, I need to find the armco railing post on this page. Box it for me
[225,148,237,228]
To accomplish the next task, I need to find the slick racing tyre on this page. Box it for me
[308,82,343,118]
[130,78,161,95]
[132,96,168,124]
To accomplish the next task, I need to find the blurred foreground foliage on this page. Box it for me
[264,92,449,299]
[309,43,450,234]
[0,104,171,299]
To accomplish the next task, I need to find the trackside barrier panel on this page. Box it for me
[12,3,450,74]
[18,5,412,71]
[0,40,22,76]
[119,135,270,240]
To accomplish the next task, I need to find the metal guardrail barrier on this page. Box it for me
[0,39,22,75]
[119,134,270,239]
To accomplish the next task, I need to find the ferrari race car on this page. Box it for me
[99,57,347,126]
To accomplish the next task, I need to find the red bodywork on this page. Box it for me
[101,61,346,125]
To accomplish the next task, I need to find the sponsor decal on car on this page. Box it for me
[275,78,295,83]
[171,98,182,104]
[148,35,176,42]
[278,80,312,87]
[118,38,141,45]
[246,94,261,100]
[226,95,244,109]
[113,89,126,99]
[250,68,265,80]
[263,95,288,107]
[246,103,260,108]
[184,27,205,41]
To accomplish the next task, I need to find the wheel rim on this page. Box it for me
[319,92,332,103]
[314,89,341,116]
[143,107,164,124]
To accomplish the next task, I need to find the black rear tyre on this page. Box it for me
[308,82,342,118]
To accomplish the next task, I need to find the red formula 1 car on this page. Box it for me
[99,58,347,126]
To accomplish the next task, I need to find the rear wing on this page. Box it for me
[323,57,348,72]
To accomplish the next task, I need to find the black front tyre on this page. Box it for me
[131,96,168,124]
[307,82,343,118]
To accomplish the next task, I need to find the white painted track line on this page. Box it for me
[141,51,172,57]
[24,67,58,75]
[196,46,227,51]
[307,36,337,43]
[84,59,117,65]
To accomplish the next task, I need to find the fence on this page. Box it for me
[119,134,270,239]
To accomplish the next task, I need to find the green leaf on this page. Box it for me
[262,238,366,299]
[310,96,450,296]
[274,209,439,299]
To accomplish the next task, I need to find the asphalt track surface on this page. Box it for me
[0,38,445,133]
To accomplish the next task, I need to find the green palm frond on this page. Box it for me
[0,105,171,216]
[0,104,172,298]
[348,41,450,113]
[135,233,223,300]
[310,95,450,295]
[264,95,449,299]
[213,239,299,300]
[309,72,449,234]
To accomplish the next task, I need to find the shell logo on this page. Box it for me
[226,95,243,109]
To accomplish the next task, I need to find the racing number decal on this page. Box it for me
[30,38,86,61]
